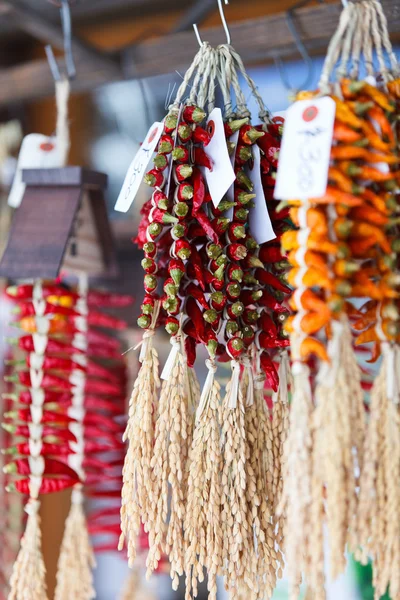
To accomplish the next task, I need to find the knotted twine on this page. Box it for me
[55,273,95,600]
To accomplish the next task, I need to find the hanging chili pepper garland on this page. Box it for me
[276,1,400,598]
[120,38,294,600]
[3,279,131,600]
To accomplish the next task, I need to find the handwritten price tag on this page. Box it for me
[114,121,164,213]
[274,97,336,200]
[8,134,64,208]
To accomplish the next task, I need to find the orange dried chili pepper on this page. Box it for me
[355,325,379,345]
[309,186,362,207]
[289,206,328,235]
[341,162,396,182]
[333,120,363,143]
[288,288,330,314]
[331,145,398,164]
[351,283,382,300]
[348,205,389,226]
[287,267,332,290]
[353,306,377,330]
[286,312,331,335]
[340,79,365,99]
[366,341,381,363]
[360,119,393,152]
[332,97,364,129]
[387,79,400,100]
[333,259,360,277]
[300,337,329,362]
[344,300,359,317]
[359,82,394,112]
[328,167,364,195]
[287,249,327,272]
[350,222,392,253]
[281,230,343,255]
[361,188,389,215]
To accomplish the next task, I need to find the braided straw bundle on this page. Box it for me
[8,497,48,600]
[55,488,96,600]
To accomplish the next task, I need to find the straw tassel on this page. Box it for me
[279,353,314,600]
[120,302,161,566]
[8,494,48,600]
[184,358,222,600]
[356,346,400,600]
[54,487,96,600]
[147,334,193,588]
[119,568,156,600]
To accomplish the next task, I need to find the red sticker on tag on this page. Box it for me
[148,127,158,144]
[39,142,55,152]
[302,106,319,122]
[207,120,215,139]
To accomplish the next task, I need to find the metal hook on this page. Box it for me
[193,0,231,47]
[45,0,76,81]
[274,5,315,92]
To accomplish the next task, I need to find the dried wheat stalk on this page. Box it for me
[314,320,364,580]
[220,367,248,597]
[279,359,314,600]
[147,343,193,587]
[8,499,48,600]
[54,489,96,600]
[356,355,400,600]
[185,362,222,600]
[120,337,160,567]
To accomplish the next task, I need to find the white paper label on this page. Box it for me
[8,134,64,208]
[274,97,336,200]
[115,121,164,213]
[226,130,240,220]
[204,108,236,208]
[247,145,276,244]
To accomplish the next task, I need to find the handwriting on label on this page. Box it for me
[274,97,336,200]
[115,121,164,213]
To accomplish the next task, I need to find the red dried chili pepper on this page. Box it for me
[260,352,279,392]
[239,125,265,146]
[158,134,174,154]
[149,207,178,225]
[5,408,76,425]
[6,283,70,301]
[175,164,193,182]
[4,457,78,479]
[257,332,290,349]
[88,311,127,331]
[178,122,192,142]
[184,283,209,310]
[240,289,263,306]
[172,146,190,163]
[174,239,191,260]
[192,167,206,215]
[176,182,194,201]
[192,126,211,145]
[168,258,185,286]
[259,245,285,264]
[195,210,219,244]
[2,424,77,443]
[4,442,74,457]
[7,478,78,495]
[144,169,164,188]
[153,154,168,171]
[259,312,278,338]
[183,105,206,124]
[227,243,248,261]
[256,268,291,293]
[227,337,245,359]
[194,147,213,171]
[185,297,205,340]
[224,118,249,137]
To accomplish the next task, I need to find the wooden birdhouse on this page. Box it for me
[0,167,118,280]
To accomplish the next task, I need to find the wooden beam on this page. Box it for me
[1,0,121,79]
[173,0,216,33]
[0,0,399,107]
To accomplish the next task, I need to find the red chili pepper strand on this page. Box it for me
[7,477,78,495]
[6,371,123,396]
[3,424,77,443]
[5,408,76,425]
[4,442,74,457]
[5,457,79,479]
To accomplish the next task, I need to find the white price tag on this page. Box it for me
[204,108,236,208]
[247,145,276,244]
[274,97,336,200]
[115,121,164,213]
[8,134,64,208]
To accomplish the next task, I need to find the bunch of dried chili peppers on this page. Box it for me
[120,41,293,600]
[277,1,400,598]
[3,278,131,600]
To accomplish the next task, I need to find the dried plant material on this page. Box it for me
[55,489,96,600]
[147,340,193,587]
[185,360,222,600]
[119,567,157,600]
[314,320,364,580]
[120,307,160,567]
[356,352,400,600]
[220,363,248,596]
[239,364,278,599]
[279,357,314,600]
[270,352,291,570]
[8,499,48,600]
